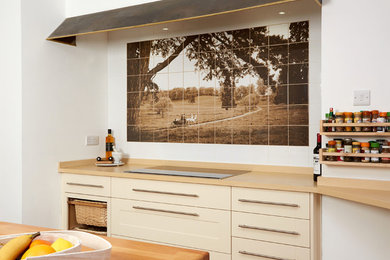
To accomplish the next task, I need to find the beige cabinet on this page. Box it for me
[112,178,230,210]
[61,174,320,260]
[231,187,319,260]
[111,177,232,257]
[111,198,231,253]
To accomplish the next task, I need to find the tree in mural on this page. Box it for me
[127,21,309,120]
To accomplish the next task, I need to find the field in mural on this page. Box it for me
[127,21,309,145]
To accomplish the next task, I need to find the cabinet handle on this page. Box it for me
[132,188,198,197]
[238,199,299,208]
[66,182,104,188]
[133,206,199,217]
[238,224,300,236]
[239,250,294,260]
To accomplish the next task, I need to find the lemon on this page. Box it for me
[51,238,73,252]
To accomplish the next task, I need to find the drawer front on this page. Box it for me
[232,212,310,247]
[232,237,310,260]
[112,178,230,210]
[232,187,309,219]
[111,198,231,253]
[62,174,110,197]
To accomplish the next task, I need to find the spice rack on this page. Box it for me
[320,121,390,136]
[319,120,390,167]
[319,149,390,168]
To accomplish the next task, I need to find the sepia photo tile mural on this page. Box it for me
[127,21,309,146]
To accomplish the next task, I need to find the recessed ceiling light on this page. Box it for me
[162,27,169,31]
[278,11,286,15]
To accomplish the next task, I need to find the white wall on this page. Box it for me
[0,0,23,223]
[322,0,390,180]
[106,0,321,167]
[321,0,390,259]
[20,0,108,228]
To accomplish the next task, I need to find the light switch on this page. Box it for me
[86,136,99,146]
[353,90,370,106]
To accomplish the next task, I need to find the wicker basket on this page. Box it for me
[70,200,107,227]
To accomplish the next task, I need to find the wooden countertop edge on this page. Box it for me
[58,158,313,175]
[58,159,390,210]
[58,168,317,193]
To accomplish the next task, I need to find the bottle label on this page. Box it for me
[106,142,114,152]
[313,154,321,174]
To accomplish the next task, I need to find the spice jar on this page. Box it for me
[370,142,380,163]
[387,112,390,132]
[335,112,345,132]
[337,148,344,161]
[377,112,387,132]
[343,138,353,162]
[334,139,343,149]
[376,139,388,153]
[343,112,353,132]
[371,110,379,132]
[328,140,337,161]
[353,112,362,132]
[382,146,390,164]
[361,142,371,163]
[352,142,361,162]
[362,111,372,132]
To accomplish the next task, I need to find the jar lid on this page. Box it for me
[354,112,362,115]
[352,142,361,145]
[371,142,380,148]
[379,112,387,117]
[328,140,336,145]
[344,112,353,116]
[371,110,379,114]
[361,142,370,147]
[335,112,344,116]
[362,111,371,115]
[387,112,390,116]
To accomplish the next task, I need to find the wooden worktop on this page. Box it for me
[58,158,390,210]
[0,222,209,260]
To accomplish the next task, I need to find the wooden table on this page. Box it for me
[0,222,209,260]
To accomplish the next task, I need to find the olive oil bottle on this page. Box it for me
[106,129,115,159]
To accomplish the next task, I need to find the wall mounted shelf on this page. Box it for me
[320,121,390,137]
[319,149,390,168]
[47,0,321,46]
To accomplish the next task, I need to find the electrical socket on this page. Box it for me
[353,90,370,106]
[85,136,99,146]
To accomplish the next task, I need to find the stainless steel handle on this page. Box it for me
[238,224,300,236]
[239,251,294,260]
[132,188,198,197]
[133,206,199,217]
[238,199,299,208]
[66,182,104,188]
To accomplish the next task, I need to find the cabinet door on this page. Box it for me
[232,187,309,219]
[112,178,230,210]
[111,198,231,253]
[232,212,310,247]
[62,174,110,197]
[232,237,310,260]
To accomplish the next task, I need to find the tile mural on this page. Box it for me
[127,21,309,146]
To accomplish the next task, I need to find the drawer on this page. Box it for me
[111,198,231,253]
[112,178,230,210]
[232,212,310,247]
[232,237,310,260]
[62,174,110,197]
[232,187,309,219]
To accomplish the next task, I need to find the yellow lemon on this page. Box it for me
[51,238,73,252]
[21,244,56,259]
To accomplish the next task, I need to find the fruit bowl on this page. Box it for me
[0,230,111,259]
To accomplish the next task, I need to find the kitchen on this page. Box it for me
[1,0,390,259]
